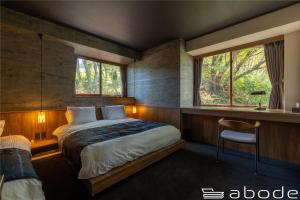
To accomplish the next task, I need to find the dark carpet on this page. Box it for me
[33,142,300,200]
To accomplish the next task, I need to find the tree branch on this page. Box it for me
[234,60,265,81]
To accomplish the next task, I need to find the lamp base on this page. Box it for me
[254,107,266,111]
[35,132,46,140]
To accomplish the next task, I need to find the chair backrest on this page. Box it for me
[218,118,260,132]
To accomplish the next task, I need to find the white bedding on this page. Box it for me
[53,118,181,179]
[0,135,45,200]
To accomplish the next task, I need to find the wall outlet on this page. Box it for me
[35,132,46,140]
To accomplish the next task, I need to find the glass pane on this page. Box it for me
[201,52,230,105]
[232,45,271,106]
[101,63,122,96]
[75,58,100,94]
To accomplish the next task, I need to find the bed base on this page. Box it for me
[83,139,185,196]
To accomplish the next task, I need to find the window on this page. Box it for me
[201,52,230,105]
[75,57,123,96]
[200,45,271,106]
[101,63,122,96]
[232,46,271,106]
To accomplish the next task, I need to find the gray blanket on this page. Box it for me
[0,148,39,182]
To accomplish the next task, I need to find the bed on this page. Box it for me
[53,106,184,196]
[0,135,45,200]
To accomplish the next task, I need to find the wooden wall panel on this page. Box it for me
[0,106,134,140]
[182,114,300,165]
[134,105,180,129]
[0,110,66,140]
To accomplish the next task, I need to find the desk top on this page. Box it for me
[181,106,300,123]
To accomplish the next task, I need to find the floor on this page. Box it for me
[33,142,300,200]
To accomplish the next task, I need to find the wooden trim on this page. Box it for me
[218,118,260,131]
[0,102,135,114]
[84,139,185,196]
[74,94,122,97]
[200,104,256,108]
[32,151,61,161]
[99,61,102,96]
[194,35,284,59]
[100,59,127,68]
[134,104,180,109]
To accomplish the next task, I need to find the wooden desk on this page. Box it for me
[181,106,300,123]
[181,106,300,165]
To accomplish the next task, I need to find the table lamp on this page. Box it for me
[251,91,266,110]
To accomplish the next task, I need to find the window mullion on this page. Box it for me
[230,51,233,107]
[99,62,102,96]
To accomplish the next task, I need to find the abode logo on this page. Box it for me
[202,186,299,199]
[202,188,224,199]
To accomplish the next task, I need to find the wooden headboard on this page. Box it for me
[0,106,134,140]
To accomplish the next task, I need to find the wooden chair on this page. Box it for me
[217,118,261,173]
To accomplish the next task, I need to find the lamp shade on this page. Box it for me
[37,111,46,124]
[251,91,266,95]
[132,106,137,114]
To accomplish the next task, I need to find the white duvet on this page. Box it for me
[53,118,181,179]
[0,135,45,200]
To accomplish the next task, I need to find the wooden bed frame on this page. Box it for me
[83,139,185,196]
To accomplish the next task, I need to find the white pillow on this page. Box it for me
[65,106,97,125]
[101,105,127,120]
[0,135,31,152]
[0,120,5,136]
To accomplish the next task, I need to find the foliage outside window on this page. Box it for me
[201,53,230,105]
[101,63,122,96]
[200,45,271,106]
[75,57,123,96]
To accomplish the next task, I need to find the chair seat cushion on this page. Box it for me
[220,130,256,143]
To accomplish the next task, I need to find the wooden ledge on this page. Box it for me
[181,106,300,124]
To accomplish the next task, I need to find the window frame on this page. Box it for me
[75,55,125,97]
[195,35,283,107]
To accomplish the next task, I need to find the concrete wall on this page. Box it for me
[0,24,134,112]
[128,39,193,108]
[1,6,141,59]
[180,40,193,107]
[128,40,181,107]
[284,31,300,111]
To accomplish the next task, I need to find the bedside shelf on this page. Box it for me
[31,150,61,161]
[31,138,59,156]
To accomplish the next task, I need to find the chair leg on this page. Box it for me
[217,137,221,162]
[255,143,258,174]
[257,139,260,162]
[222,139,225,153]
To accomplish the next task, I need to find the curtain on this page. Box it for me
[121,66,127,97]
[193,57,203,106]
[264,40,284,109]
